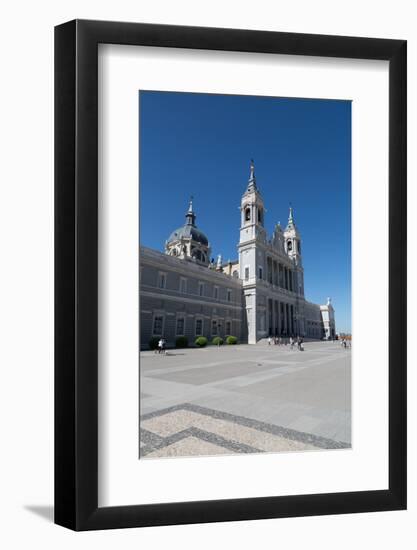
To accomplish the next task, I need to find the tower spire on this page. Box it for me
[185,195,196,226]
[288,204,295,227]
[247,159,257,191]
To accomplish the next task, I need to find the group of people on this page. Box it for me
[267,335,304,351]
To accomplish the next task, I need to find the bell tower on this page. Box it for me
[239,160,266,245]
[284,206,302,266]
[238,160,266,344]
[284,205,304,297]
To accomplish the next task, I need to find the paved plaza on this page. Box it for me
[139,341,351,459]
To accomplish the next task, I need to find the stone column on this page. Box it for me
[286,304,290,335]
[277,301,281,335]
[274,300,279,336]
[290,305,294,335]
[284,303,288,335]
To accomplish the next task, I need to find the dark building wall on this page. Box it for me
[140,247,246,349]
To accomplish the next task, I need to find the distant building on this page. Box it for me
[140,161,336,348]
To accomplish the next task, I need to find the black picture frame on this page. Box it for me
[55,19,407,531]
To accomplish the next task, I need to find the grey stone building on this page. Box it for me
[140,161,336,349]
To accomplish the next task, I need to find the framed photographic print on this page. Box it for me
[55,20,406,530]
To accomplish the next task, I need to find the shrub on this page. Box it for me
[175,336,188,348]
[195,336,208,347]
[212,336,224,346]
[226,335,238,345]
[148,337,160,350]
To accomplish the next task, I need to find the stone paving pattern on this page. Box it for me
[139,341,351,458]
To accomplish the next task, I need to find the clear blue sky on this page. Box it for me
[139,91,351,333]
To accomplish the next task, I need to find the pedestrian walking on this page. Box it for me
[268,336,272,346]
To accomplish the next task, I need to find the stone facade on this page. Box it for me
[140,161,336,349]
[140,247,246,349]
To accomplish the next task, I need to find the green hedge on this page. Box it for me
[195,336,208,347]
[212,336,224,346]
[226,335,238,345]
[148,337,160,350]
[175,336,188,348]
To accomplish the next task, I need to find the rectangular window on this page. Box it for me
[195,318,203,336]
[176,317,185,335]
[244,267,249,281]
[211,320,217,335]
[213,286,219,300]
[153,315,164,335]
[158,272,166,289]
[259,267,263,280]
[180,277,187,293]
[199,282,204,297]
[227,289,232,302]
[226,321,231,335]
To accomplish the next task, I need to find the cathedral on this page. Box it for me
[139,161,335,348]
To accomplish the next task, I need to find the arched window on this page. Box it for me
[287,240,293,251]
[245,207,251,221]
[257,208,263,224]
[297,241,301,253]
[232,270,239,278]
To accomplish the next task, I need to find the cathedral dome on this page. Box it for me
[165,198,211,265]
[167,224,208,246]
